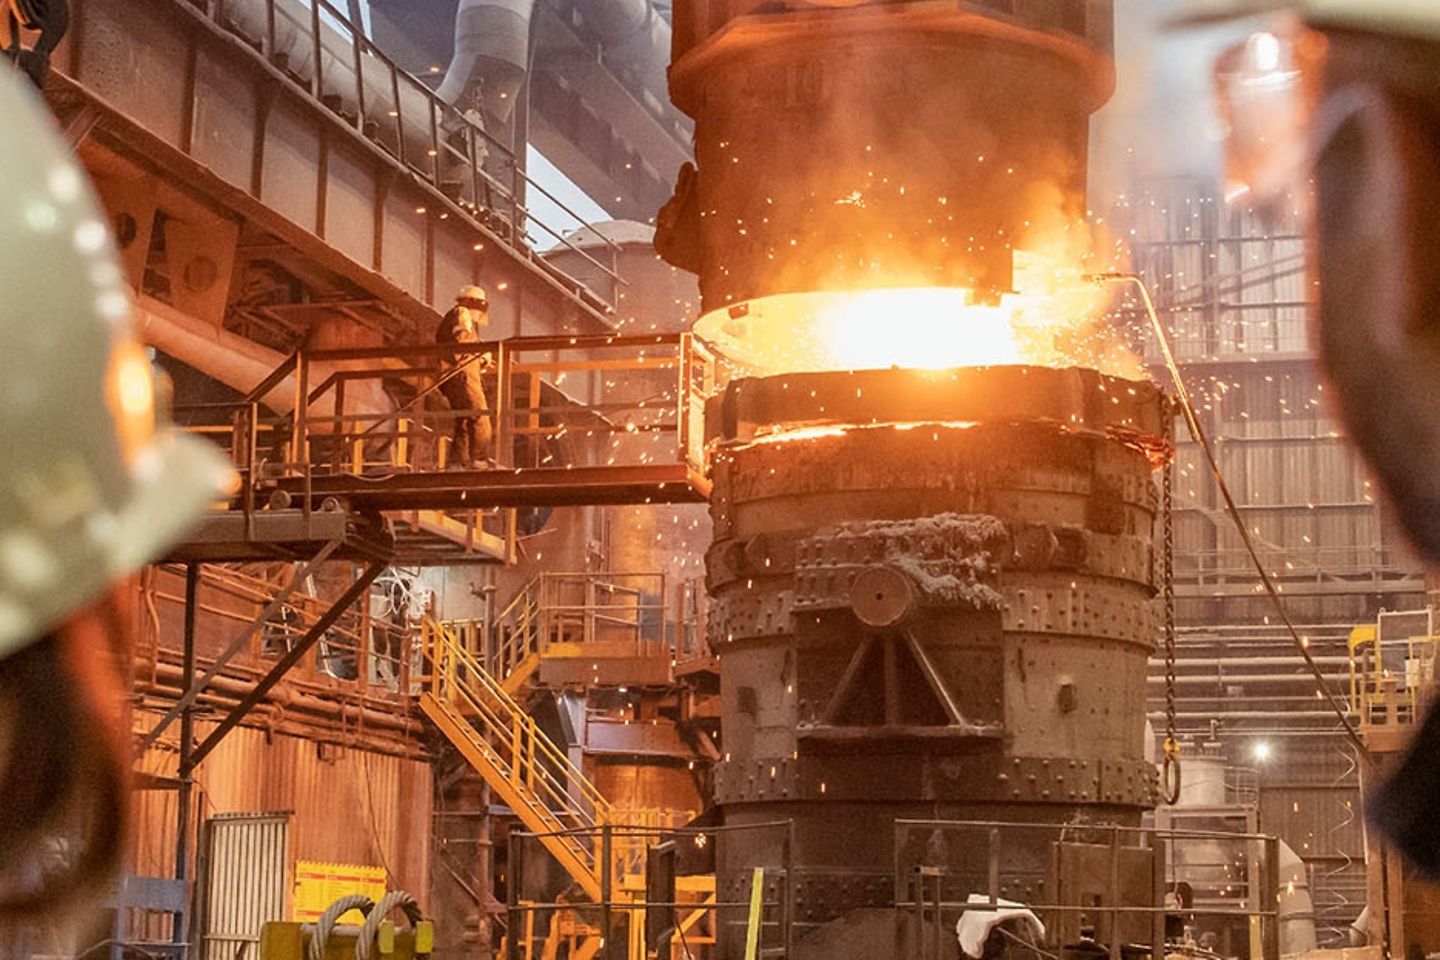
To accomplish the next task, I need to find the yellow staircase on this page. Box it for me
[417,616,718,960]
[490,585,545,696]
[418,618,612,900]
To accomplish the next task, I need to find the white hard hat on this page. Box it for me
[0,71,234,652]
[1171,0,1440,38]
[457,284,489,307]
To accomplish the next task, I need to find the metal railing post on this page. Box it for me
[309,0,322,100]
[1150,830,1167,960]
[349,22,367,132]
[507,837,523,960]
[251,0,274,60]
[295,352,312,527]
[1263,837,1280,960]
[584,576,595,648]
[678,333,691,464]
[427,95,441,184]
[1108,826,1122,960]
[784,820,796,960]
[600,825,614,960]
[495,342,511,468]
[332,377,347,472]
[389,65,405,165]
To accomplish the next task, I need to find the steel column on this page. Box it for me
[185,560,386,768]
[174,563,200,954]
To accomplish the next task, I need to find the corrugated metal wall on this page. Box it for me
[1123,178,1412,945]
[1125,182,1422,624]
[133,717,433,936]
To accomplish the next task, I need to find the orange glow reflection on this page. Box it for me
[697,279,1142,379]
[695,190,1144,378]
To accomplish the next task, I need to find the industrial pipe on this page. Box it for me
[219,0,503,195]
[436,0,674,129]
[577,0,670,116]
[436,0,536,124]
[132,294,392,419]
[1278,840,1320,955]
[144,658,425,741]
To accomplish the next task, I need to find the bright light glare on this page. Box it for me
[695,282,1141,378]
[1252,741,1272,762]
[1250,32,1281,74]
[821,288,1027,369]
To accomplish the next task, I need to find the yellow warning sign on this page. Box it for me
[293,860,386,923]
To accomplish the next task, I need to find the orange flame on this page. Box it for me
[695,182,1142,379]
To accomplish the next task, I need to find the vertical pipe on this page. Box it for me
[1150,831,1167,960]
[601,825,614,960]
[507,834,522,960]
[987,827,1000,903]
[785,820,796,960]
[1264,837,1282,960]
[1108,826,1122,960]
[174,563,200,953]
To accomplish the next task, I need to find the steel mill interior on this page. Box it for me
[3,1,1437,960]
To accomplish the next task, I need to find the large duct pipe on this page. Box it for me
[1278,840,1320,956]
[134,295,297,412]
[580,0,670,115]
[132,295,392,419]
[1349,905,1374,947]
[218,0,512,219]
[222,0,453,155]
[436,0,537,124]
[437,0,674,132]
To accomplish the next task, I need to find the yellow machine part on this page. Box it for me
[258,919,436,960]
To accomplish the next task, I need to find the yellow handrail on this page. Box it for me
[1349,625,1439,728]
[421,617,614,824]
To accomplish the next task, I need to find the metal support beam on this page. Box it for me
[174,563,199,953]
[139,538,344,751]
[271,463,710,510]
[185,560,386,768]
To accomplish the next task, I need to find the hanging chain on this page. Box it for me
[1161,403,1182,805]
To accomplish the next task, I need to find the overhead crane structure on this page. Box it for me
[20,0,626,347]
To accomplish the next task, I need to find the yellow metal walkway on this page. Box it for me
[418,619,613,901]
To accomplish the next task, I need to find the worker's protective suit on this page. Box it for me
[435,291,494,467]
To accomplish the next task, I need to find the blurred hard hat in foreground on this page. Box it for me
[1171,0,1440,37]
[0,70,234,654]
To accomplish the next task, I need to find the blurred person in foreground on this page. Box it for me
[0,62,231,933]
[1178,0,1440,875]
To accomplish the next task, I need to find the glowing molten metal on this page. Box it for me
[694,213,1142,379]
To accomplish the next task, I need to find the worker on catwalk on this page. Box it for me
[1183,0,1440,875]
[435,284,495,468]
[0,67,231,922]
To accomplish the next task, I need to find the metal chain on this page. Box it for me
[1157,402,1180,805]
[1161,403,1182,805]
